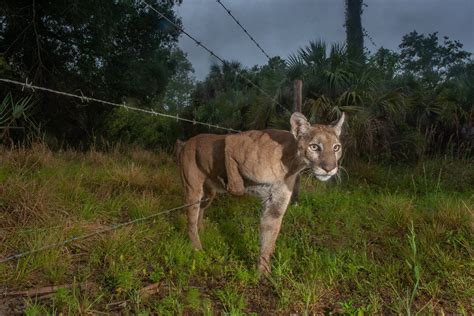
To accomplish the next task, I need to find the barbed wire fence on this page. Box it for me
[214,0,290,115]
[0,79,222,265]
[0,199,207,264]
[0,78,241,133]
[215,0,271,62]
[363,27,377,49]
[0,1,292,264]
[141,0,290,114]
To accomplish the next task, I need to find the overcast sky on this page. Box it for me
[174,0,474,80]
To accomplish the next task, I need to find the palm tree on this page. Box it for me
[0,93,39,142]
[286,41,413,160]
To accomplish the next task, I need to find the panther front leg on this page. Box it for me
[290,174,301,205]
[257,186,292,275]
[225,155,246,196]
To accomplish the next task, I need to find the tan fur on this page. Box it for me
[177,112,345,275]
[173,139,185,163]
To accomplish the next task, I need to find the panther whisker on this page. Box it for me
[303,173,312,189]
[339,165,349,179]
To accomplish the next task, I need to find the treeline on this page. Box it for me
[0,0,183,146]
[1,1,473,161]
[186,33,474,161]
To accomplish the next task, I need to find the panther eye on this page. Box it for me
[309,144,321,152]
[333,144,341,152]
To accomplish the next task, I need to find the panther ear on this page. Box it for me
[290,112,310,138]
[333,112,345,137]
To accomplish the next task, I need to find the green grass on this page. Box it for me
[0,144,472,314]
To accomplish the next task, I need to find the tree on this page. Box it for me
[189,56,289,134]
[0,0,182,144]
[399,31,472,85]
[190,61,248,133]
[370,47,399,81]
[104,47,195,149]
[161,49,195,113]
[345,0,364,62]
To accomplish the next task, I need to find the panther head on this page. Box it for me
[291,112,345,181]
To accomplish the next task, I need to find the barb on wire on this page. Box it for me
[363,28,377,48]
[140,0,290,114]
[22,78,34,92]
[77,89,89,103]
[0,199,207,264]
[215,0,271,61]
[0,78,241,133]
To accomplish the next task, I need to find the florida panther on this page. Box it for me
[176,112,345,274]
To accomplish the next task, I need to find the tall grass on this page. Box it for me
[0,144,472,314]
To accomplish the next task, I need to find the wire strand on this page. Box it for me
[0,199,207,264]
[0,78,241,133]
[141,0,290,114]
[215,0,271,61]
[363,27,377,48]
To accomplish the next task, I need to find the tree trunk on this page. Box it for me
[345,0,364,62]
[293,80,302,113]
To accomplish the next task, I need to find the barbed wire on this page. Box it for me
[215,0,271,61]
[141,0,290,114]
[363,27,377,48]
[0,78,241,133]
[0,199,207,264]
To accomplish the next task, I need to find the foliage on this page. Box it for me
[189,57,290,136]
[0,92,39,141]
[105,106,182,150]
[0,1,472,160]
[161,49,195,113]
[190,32,472,161]
[345,0,364,62]
[0,147,472,313]
[103,48,195,150]
[0,0,183,144]
[399,31,472,85]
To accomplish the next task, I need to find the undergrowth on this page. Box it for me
[0,144,472,314]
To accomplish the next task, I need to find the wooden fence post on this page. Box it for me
[293,79,302,113]
[291,79,302,205]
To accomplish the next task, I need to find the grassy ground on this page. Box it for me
[0,144,472,314]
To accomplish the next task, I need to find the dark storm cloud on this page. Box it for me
[174,0,474,80]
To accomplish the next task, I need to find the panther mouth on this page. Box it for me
[313,167,337,181]
[314,174,332,181]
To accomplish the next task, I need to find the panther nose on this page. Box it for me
[320,162,336,173]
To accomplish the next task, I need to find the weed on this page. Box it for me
[214,285,246,314]
[338,299,372,315]
[23,300,47,316]
[390,221,422,315]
